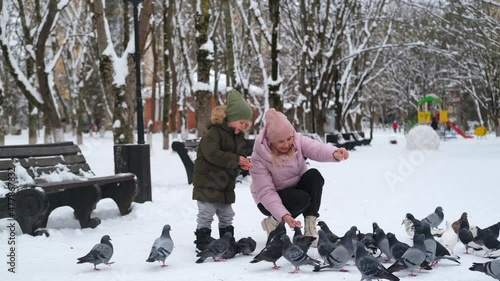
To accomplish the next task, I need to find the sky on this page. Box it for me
[0,127,499,281]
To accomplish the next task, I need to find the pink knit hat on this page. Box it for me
[264,108,295,143]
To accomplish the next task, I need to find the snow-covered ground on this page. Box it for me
[0,129,499,281]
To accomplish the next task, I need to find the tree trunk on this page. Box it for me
[223,0,236,87]
[35,0,63,142]
[0,84,4,145]
[150,23,158,134]
[167,0,178,136]
[28,102,37,144]
[194,0,213,138]
[162,0,173,149]
[268,0,282,111]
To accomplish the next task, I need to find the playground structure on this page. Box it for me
[417,94,473,138]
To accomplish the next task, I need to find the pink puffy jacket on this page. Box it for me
[249,128,339,221]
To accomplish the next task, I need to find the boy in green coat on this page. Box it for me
[193,89,253,252]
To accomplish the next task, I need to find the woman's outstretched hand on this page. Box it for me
[333,147,349,161]
[282,214,302,228]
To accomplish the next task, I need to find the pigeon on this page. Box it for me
[406,213,423,230]
[195,232,232,263]
[221,236,238,259]
[313,227,356,272]
[77,235,114,270]
[373,222,393,262]
[281,234,320,273]
[469,258,500,280]
[484,222,500,239]
[458,219,483,254]
[250,232,284,269]
[401,217,415,238]
[237,237,257,255]
[487,249,500,259]
[293,226,316,252]
[354,241,400,281]
[387,233,428,276]
[421,224,437,265]
[434,240,460,265]
[437,221,458,254]
[476,227,500,253]
[358,232,379,255]
[146,224,174,267]
[421,206,444,229]
[317,221,340,243]
[386,232,410,260]
[452,212,468,234]
[266,221,286,246]
[315,230,338,268]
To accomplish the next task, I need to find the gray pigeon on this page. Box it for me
[281,234,320,273]
[373,222,393,262]
[354,241,400,281]
[195,232,232,263]
[313,227,356,272]
[250,232,283,269]
[266,221,286,246]
[357,232,379,255]
[221,236,238,259]
[146,224,174,267]
[421,224,437,266]
[421,206,444,229]
[77,235,114,270]
[469,258,500,280]
[386,232,410,260]
[387,234,428,276]
[237,237,257,255]
[317,221,340,243]
[293,226,316,252]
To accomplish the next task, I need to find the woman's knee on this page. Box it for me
[306,168,325,186]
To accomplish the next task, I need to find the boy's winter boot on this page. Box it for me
[194,228,214,253]
[219,225,234,238]
[304,216,319,248]
[261,216,279,236]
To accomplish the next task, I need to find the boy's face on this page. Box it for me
[228,120,249,134]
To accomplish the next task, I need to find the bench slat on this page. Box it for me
[17,154,87,168]
[0,159,14,170]
[38,173,136,193]
[28,163,93,179]
[0,142,81,159]
[0,170,12,182]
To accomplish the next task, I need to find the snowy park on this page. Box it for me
[0,129,499,281]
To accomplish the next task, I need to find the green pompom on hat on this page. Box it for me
[226,89,253,122]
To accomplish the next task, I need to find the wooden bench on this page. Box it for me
[172,139,255,184]
[0,142,138,236]
[325,132,357,150]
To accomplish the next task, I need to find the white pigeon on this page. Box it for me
[402,217,415,238]
[486,249,500,259]
[438,221,458,254]
[402,217,445,239]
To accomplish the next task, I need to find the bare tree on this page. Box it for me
[194,0,213,137]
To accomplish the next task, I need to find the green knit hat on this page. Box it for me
[226,89,253,122]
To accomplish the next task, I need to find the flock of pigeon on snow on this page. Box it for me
[77,207,500,280]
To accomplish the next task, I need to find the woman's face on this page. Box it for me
[272,136,294,154]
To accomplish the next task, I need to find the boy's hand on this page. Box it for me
[239,156,253,170]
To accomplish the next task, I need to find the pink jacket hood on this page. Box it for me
[249,128,338,221]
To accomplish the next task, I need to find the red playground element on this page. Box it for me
[445,121,473,138]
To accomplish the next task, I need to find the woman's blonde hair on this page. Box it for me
[270,142,295,167]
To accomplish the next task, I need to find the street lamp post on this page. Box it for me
[113,0,152,203]
[334,82,341,131]
[306,67,317,134]
[132,0,145,144]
